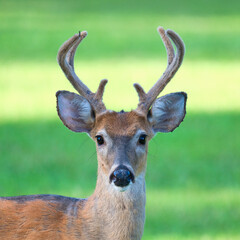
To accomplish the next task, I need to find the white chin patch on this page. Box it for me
[112,182,132,192]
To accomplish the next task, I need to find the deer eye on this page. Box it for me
[138,134,147,145]
[95,135,104,145]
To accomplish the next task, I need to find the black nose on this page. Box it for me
[110,165,135,187]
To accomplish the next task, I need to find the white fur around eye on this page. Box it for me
[133,130,148,157]
[95,129,112,157]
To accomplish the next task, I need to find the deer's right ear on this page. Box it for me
[56,91,95,133]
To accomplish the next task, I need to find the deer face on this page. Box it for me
[91,111,153,190]
[56,27,187,192]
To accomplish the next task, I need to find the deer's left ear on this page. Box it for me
[148,92,187,133]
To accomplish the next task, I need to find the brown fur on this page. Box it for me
[0,111,150,240]
[91,111,153,177]
[91,111,153,138]
[0,196,84,239]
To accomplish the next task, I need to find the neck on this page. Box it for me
[82,168,146,240]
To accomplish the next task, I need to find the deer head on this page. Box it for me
[56,27,187,192]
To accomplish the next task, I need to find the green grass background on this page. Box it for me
[0,0,240,239]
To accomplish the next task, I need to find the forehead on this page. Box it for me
[92,111,150,137]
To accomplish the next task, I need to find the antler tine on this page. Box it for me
[166,29,185,68]
[158,27,175,65]
[66,32,82,71]
[133,83,146,102]
[95,79,108,100]
[135,27,185,113]
[57,31,92,98]
[57,31,107,114]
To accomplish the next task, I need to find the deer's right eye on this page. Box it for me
[95,135,104,145]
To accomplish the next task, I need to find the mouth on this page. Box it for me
[111,181,132,192]
[109,165,135,189]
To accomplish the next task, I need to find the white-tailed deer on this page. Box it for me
[0,27,186,239]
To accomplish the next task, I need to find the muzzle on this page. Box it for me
[109,165,135,187]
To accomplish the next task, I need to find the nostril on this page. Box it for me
[125,170,130,177]
[113,170,119,178]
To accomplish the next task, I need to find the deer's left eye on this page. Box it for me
[138,134,147,145]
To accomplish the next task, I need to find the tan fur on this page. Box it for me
[0,110,150,240]
[91,111,153,138]
[0,199,70,239]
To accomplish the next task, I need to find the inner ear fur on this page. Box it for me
[56,90,95,133]
[148,92,187,133]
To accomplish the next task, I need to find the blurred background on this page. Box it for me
[0,0,239,239]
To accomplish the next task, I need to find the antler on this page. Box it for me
[57,31,108,114]
[134,27,185,114]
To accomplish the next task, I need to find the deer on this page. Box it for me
[0,26,186,240]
